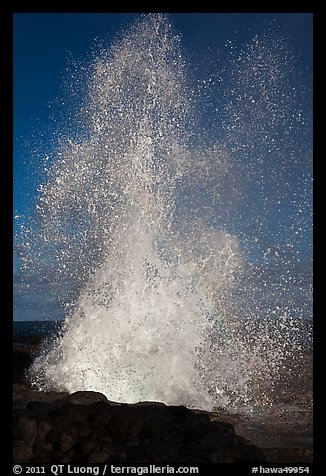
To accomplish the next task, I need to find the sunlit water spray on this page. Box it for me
[21,14,312,411]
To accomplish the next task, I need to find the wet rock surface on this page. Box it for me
[209,405,313,463]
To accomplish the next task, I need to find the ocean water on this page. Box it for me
[13,320,63,337]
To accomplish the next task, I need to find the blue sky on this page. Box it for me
[13,13,313,321]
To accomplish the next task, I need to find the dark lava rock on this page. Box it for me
[263,448,313,464]
[68,391,109,405]
[13,383,69,410]
[14,415,38,448]
[13,440,34,463]
[13,390,266,464]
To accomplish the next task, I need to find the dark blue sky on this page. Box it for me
[13,13,313,321]
[14,13,312,218]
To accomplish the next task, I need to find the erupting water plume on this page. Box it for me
[20,14,312,411]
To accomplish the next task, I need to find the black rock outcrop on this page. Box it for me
[13,390,266,464]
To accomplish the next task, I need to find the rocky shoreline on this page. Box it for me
[14,386,268,464]
[13,336,313,464]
